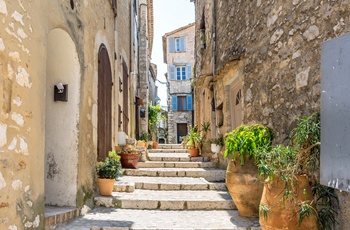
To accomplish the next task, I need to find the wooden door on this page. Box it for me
[122,61,129,134]
[97,45,112,161]
[177,123,188,144]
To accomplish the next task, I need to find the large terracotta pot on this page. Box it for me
[188,147,199,157]
[226,157,263,217]
[137,141,146,147]
[260,175,317,230]
[97,178,115,196]
[120,153,140,169]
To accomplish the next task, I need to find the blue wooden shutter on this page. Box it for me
[187,95,193,111]
[170,65,176,80]
[180,36,185,52]
[186,64,192,79]
[169,37,175,53]
[172,96,178,111]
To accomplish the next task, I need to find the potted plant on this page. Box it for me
[224,124,274,217]
[148,103,162,148]
[199,122,211,156]
[210,135,224,154]
[139,131,150,148]
[257,113,324,229]
[118,145,140,169]
[137,140,146,147]
[96,150,123,196]
[184,125,201,157]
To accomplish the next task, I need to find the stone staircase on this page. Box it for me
[55,144,260,229]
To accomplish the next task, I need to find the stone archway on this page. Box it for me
[45,28,81,207]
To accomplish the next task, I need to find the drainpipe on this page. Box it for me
[213,0,217,76]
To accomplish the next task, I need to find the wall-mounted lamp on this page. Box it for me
[54,83,68,102]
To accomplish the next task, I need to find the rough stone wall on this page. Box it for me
[194,0,350,227]
[138,1,150,134]
[0,0,117,228]
[165,25,195,144]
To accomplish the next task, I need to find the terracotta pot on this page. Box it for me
[152,141,159,149]
[119,153,140,169]
[145,142,149,149]
[260,175,317,230]
[226,157,263,217]
[188,147,199,157]
[137,141,146,147]
[97,178,115,196]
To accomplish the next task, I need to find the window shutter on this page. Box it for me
[187,95,193,111]
[169,37,175,53]
[180,36,185,52]
[172,96,178,111]
[170,65,176,80]
[186,64,192,79]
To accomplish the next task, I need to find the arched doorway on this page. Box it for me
[45,29,81,206]
[97,45,112,161]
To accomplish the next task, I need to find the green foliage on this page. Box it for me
[210,135,224,146]
[140,131,150,142]
[184,125,201,149]
[96,151,122,179]
[259,203,270,221]
[148,103,162,140]
[313,183,339,230]
[224,124,274,165]
[297,201,317,226]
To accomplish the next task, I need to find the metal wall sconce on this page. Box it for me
[54,83,68,102]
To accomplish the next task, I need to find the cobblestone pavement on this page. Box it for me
[55,208,260,230]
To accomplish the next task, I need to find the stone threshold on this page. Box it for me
[44,206,79,230]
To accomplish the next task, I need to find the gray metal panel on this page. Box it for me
[321,32,350,192]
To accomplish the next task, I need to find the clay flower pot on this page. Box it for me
[226,157,263,217]
[119,153,140,169]
[188,147,199,157]
[97,178,115,196]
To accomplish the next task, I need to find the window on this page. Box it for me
[168,36,185,52]
[176,67,186,80]
[172,95,193,111]
[175,38,181,52]
[170,64,192,80]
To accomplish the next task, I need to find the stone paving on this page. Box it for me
[55,208,260,230]
[55,144,260,229]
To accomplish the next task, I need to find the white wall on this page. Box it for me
[45,28,81,206]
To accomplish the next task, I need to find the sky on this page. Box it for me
[151,0,195,107]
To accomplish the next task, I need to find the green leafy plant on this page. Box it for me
[148,103,162,141]
[96,151,123,179]
[224,124,274,165]
[184,125,200,149]
[313,183,339,230]
[139,131,150,142]
[210,135,224,146]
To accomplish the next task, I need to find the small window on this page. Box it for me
[236,89,242,105]
[175,38,181,52]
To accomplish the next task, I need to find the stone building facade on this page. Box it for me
[163,23,195,144]
[192,0,350,227]
[0,0,153,229]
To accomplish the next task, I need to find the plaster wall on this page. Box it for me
[0,0,117,228]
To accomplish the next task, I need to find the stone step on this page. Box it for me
[124,168,226,182]
[95,189,236,210]
[148,152,210,162]
[137,161,216,168]
[55,208,260,230]
[115,176,227,191]
[149,148,188,153]
[157,143,184,149]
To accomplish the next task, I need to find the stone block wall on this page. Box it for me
[194,0,350,227]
